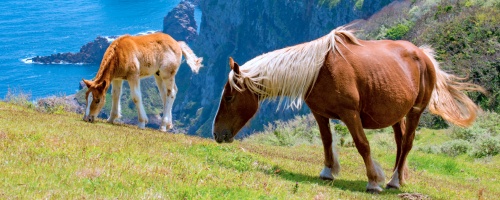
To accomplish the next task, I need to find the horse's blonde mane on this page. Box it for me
[229,27,360,109]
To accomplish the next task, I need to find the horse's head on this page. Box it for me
[212,58,259,143]
[82,79,107,123]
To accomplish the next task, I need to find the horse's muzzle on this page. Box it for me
[213,130,234,143]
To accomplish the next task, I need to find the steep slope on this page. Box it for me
[1,102,500,199]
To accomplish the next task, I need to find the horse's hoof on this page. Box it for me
[366,188,382,194]
[386,184,400,190]
[319,167,334,181]
[320,176,334,181]
[366,184,383,194]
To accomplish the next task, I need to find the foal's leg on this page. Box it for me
[154,74,176,132]
[312,112,340,180]
[162,77,177,131]
[108,79,123,123]
[387,109,423,189]
[341,110,385,193]
[128,78,148,129]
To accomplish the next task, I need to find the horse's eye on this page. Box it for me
[95,99,100,104]
[224,96,234,102]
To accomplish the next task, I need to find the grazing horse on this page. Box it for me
[212,27,484,192]
[83,32,203,132]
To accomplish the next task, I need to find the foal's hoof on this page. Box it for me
[160,126,167,132]
[138,122,146,129]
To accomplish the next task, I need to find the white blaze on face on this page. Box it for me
[85,92,93,117]
[212,88,225,134]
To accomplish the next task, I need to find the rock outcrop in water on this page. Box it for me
[31,36,111,64]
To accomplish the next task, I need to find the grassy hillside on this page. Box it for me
[1,102,499,199]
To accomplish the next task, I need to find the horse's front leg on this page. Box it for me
[108,79,123,123]
[312,112,340,180]
[128,78,148,129]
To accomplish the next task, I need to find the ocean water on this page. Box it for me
[0,0,192,100]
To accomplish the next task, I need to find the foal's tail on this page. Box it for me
[178,41,203,73]
[421,46,485,127]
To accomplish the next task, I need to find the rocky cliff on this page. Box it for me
[173,0,397,137]
[163,1,198,43]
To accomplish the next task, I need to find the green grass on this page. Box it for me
[1,102,499,199]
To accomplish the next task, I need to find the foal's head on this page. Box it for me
[212,58,259,143]
[82,79,107,123]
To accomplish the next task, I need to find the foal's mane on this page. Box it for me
[93,35,130,85]
[229,27,360,108]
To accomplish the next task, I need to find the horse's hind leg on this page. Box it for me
[108,79,123,123]
[128,78,148,129]
[387,108,424,189]
[312,112,340,180]
[387,120,409,189]
[341,110,385,193]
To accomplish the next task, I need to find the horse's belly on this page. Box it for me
[359,90,416,129]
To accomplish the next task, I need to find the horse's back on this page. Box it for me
[309,39,431,128]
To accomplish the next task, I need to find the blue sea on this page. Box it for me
[0,0,200,100]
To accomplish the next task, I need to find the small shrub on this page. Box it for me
[244,114,327,146]
[440,139,471,157]
[385,22,413,40]
[417,145,441,154]
[334,124,352,147]
[37,95,82,114]
[4,88,35,108]
[469,135,500,158]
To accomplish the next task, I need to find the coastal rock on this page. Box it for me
[31,36,111,64]
[163,0,198,43]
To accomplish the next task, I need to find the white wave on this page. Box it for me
[135,30,159,36]
[21,58,34,64]
[103,36,117,43]
[26,75,41,79]
[103,30,158,42]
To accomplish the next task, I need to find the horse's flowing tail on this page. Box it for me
[421,46,485,127]
[178,41,203,73]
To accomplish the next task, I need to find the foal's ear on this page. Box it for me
[82,79,93,88]
[229,57,240,74]
[96,80,107,91]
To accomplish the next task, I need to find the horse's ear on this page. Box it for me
[82,79,93,88]
[229,57,240,74]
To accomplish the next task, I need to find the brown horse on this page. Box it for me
[83,32,202,132]
[212,27,484,192]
